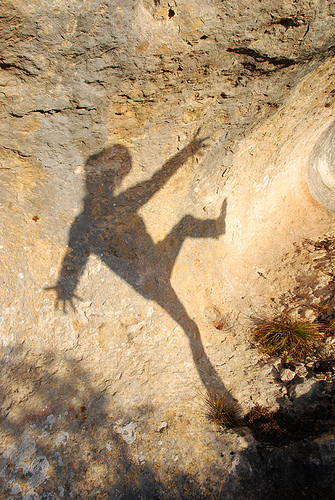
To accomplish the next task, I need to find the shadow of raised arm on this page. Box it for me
[123,130,208,207]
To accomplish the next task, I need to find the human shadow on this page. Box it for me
[48,133,228,395]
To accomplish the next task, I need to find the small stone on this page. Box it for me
[106,441,113,451]
[302,309,317,321]
[55,431,69,447]
[280,368,296,382]
[159,421,168,432]
[295,364,308,378]
[10,483,22,495]
[295,379,320,399]
[272,358,282,370]
[115,422,137,444]
[305,243,315,252]
[271,360,282,378]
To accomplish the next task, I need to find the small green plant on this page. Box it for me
[252,316,323,358]
[204,391,243,429]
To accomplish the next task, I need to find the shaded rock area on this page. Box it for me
[224,436,335,500]
[1,0,335,498]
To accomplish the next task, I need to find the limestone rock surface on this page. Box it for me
[1,0,335,498]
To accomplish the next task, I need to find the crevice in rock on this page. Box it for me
[277,17,306,29]
[227,47,296,69]
[2,146,31,157]
[0,59,34,76]
[9,106,97,118]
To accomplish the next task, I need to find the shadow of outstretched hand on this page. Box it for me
[187,127,210,154]
[45,285,81,313]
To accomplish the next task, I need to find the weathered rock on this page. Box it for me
[280,368,296,383]
[295,363,308,378]
[294,378,321,399]
[1,0,335,498]
[307,119,335,212]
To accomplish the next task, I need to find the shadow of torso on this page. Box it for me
[73,190,163,292]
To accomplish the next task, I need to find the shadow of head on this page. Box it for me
[85,144,132,194]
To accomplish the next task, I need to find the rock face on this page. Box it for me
[1,1,335,498]
[308,119,335,212]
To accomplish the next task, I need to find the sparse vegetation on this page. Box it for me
[204,391,243,429]
[252,316,324,358]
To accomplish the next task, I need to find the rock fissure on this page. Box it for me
[227,47,297,68]
[0,60,35,76]
[1,0,335,498]
[10,106,98,118]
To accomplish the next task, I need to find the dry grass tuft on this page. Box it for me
[204,391,243,429]
[252,316,323,358]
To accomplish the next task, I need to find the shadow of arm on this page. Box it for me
[124,131,208,206]
[45,220,89,312]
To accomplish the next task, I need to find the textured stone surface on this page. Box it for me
[1,0,335,498]
[308,119,335,212]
